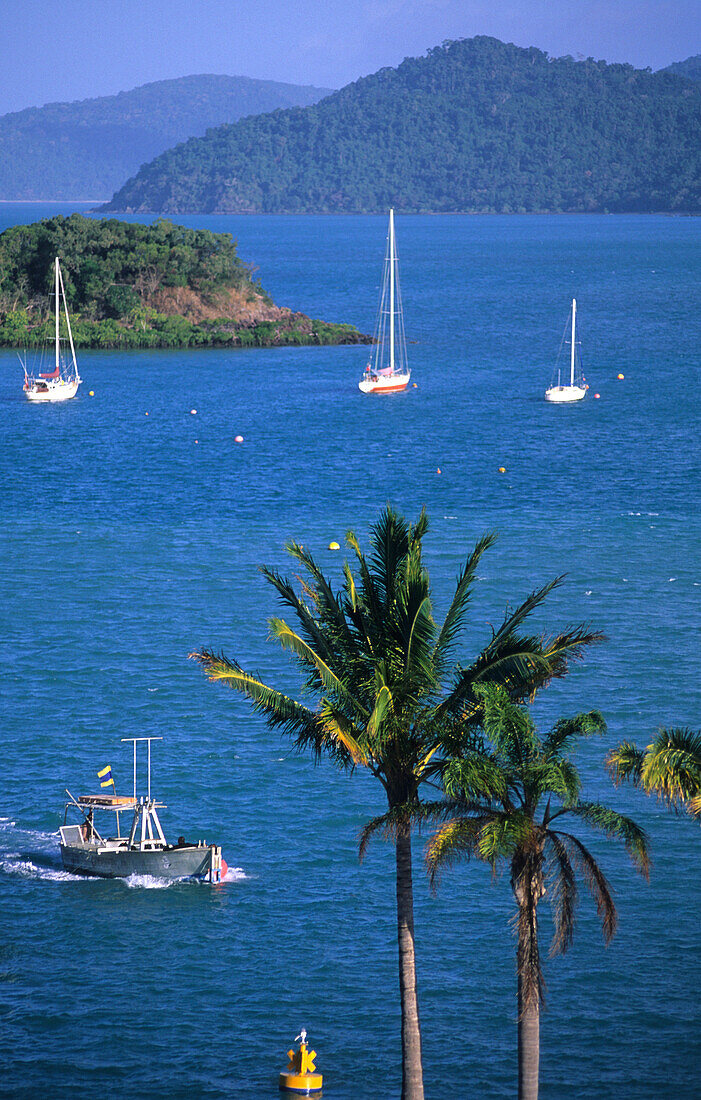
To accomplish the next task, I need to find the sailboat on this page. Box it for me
[544,298,586,403]
[23,257,82,402]
[359,209,411,394]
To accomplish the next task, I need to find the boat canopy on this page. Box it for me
[77,794,138,811]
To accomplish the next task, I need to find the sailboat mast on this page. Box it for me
[55,258,60,374]
[570,298,576,386]
[389,209,395,373]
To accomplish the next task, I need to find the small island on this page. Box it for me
[0,214,369,349]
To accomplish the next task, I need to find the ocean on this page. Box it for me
[0,204,699,1098]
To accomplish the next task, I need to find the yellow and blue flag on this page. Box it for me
[98,765,115,790]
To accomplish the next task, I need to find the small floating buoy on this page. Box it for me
[235,435,244,443]
[328,541,340,550]
[594,393,601,399]
[195,439,199,444]
[413,383,417,388]
[436,468,441,474]
[145,412,149,416]
[617,373,624,380]
[498,467,506,473]
[190,408,197,415]
[279,1029,323,1095]
[88,390,94,396]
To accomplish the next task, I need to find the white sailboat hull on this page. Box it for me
[359,371,411,394]
[25,378,80,402]
[544,384,586,403]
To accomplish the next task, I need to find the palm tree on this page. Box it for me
[607,727,701,820]
[190,506,601,1100]
[424,683,650,1100]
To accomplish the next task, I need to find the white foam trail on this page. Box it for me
[223,866,247,883]
[123,874,177,890]
[0,857,83,883]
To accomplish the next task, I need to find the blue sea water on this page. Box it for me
[0,204,699,1099]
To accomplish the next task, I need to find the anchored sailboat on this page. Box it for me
[23,257,82,402]
[359,209,411,394]
[544,298,586,404]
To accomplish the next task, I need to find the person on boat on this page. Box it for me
[81,810,94,843]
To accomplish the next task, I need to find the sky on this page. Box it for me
[2,0,699,114]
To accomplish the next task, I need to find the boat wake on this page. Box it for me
[0,855,84,883]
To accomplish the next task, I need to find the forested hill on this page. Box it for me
[0,215,365,349]
[0,75,332,200]
[102,37,701,215]
[660,55,701,82]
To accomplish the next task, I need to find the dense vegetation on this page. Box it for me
[661,54,701,82]
[0,215,366,349]
[0,74,332,200]
[103,37,701,215]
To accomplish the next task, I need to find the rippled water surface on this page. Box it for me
[1,205,699,1098]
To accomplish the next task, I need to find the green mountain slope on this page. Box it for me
[103,37,701,215]
[0,75,333,200]
[660,55,701,82]
[0,215,365,349]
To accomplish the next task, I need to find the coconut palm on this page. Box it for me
[607,727,701,820]
[424,682,650,1100]
[190,506,601,1100]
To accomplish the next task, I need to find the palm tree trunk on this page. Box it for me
[517,965,540,1100]
[395,825,424,1100]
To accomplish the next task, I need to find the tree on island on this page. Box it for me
[424,683,650,1100]
[191,505,601,1100]
[608,727,701,822]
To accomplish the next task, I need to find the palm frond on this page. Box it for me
[543,711,607,759]
[425,816,490,888]
[368,504,412,612]
[606,741,645,786]
[478,811,534,866]
[431,532,498,673]
[474,682,540,767]
[267,618,368,718]
[318,700,369,767]
[189,649,353,765]
[358,798,437,861]
[554,831,618,944]
[566,801,651,880]
[545,831,578,956]
[640,727,701,812]
[443,752,509,803]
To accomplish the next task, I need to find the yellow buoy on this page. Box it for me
[279,1030,323,1095]
[617,373,624,380]
[88,390,94,396]
[498,467,506,473]
[328,541,340,551]
[413,383,418,388]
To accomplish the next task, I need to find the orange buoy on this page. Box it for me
[617,373,624,380]
[436,468,441,474]
[498,467,506,473]
[594,393,601,399]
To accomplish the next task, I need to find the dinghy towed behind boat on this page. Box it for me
[59,737,226,881]
[544,298,587,404]
[359,209,411,394]
[23,257,82,402]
